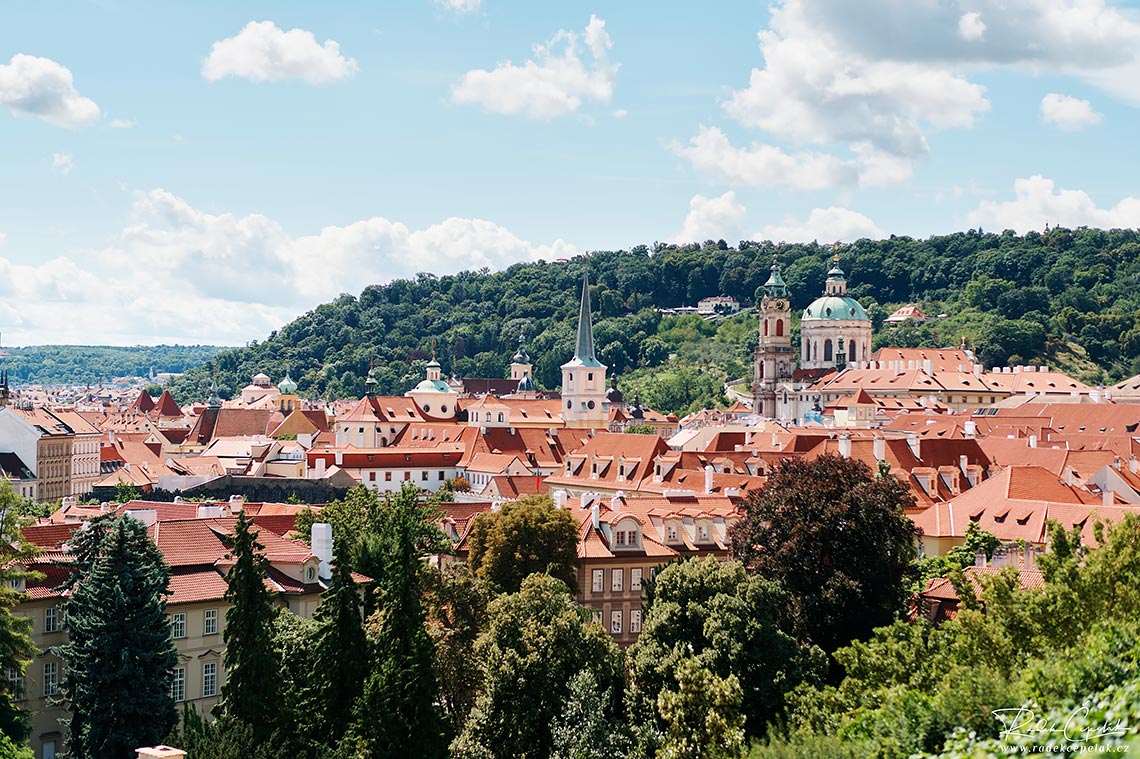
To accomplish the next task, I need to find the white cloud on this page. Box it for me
[51,153,74,176]
[669,125,858,190]
[685,0,1140,190]
[0,54,100,127]
[755,206,883,243]
[434,0,481,13]
[958,12,986,41]
[1040,93,1101,131]
[967,175,1140,233]
[109,118,135,129]
[450,15,617,118]
[0,189,577,344]
[202,21,358,84]
[672,192,747,244]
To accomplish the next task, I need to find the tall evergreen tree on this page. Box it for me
[215,511,280,740]
[58,515,179,759]
[0,482,39,748]
[347,483,449,759]
[310,538,367,751]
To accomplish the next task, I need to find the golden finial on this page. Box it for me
[431,338,437,358]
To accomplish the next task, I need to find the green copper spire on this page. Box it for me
[567,271,604,368]
[764,254,789,298]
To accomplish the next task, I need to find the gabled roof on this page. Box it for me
[132,388,156,413]
[154,390,183,417]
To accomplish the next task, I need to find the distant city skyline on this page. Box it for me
[3,1,1140,345]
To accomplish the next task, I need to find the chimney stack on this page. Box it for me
[703,465,714,494]
[964,420,977,437]
[1028,434,1037,449]
[837,433,852,459]
[1103,488,1113,508]
[975,549,986,568]
[311,522,333,580]
[873,436,885,462]
[591,500,600,530]
[610,491,624,511]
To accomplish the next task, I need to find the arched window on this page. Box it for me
[764,321,769,336]
[758,362,764,379]
[498,413,504,422]
[776,320,784,337]
[824,340,833,362]
[812,341,818,361]
[849,340,856,361]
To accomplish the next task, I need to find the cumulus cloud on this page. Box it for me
[434,0,481,13]
[51,153,74,176]
[958,12,986,41]
[669,125,858,190]
[0,189,577,344]
[0,54,100,127]
[450,15,617,118]
[202,21,359,84]
[755,207,883,243]
[967,175,1140,233]
[1040,93,1101,130]
[680,0,1140,189]
[672,192,747,244]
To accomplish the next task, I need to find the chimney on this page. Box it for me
[975,549,986,568]
[1023,544,1035,570]
[1028,434,1037,449]
[108,430,115,445]
[873,436,885,462]
[1064,467,1075,486]
[973,364,982,377]
[334,449,343,467]
[591,500,600,530]
[959,455,969,475]
[228,495,244,513]
[905,432,920,460]
[196,504,226,519]
[964,420,977,437]
[61,495,77,510]
[1130,458,1139,475]
[552,490,567,509]
[1091,390,1101,403]
[315,457,326,477]
[311,522,333,580]
[1103,488,1113,508]
[704,464,714,493]
[491,499,502,513]
[837,433,852,459]
[923,359,934,374]
[610,491,624,511]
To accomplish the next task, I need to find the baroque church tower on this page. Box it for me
[561,272,608,428]
[752,257,794,418]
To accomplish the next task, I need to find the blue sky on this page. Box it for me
[2,0,1140,345]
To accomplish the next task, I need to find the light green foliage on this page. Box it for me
[656,657,746,759]
[0,481,39,747]
[764,514,1140,758]
[550,670,632,759]
[466,494,579,594]
[629,558,824,746]
[912,522,1001,594]
[452,574,625,759]
[0,344,223,387]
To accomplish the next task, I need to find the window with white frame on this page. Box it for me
[698,523,710,541]
[44,606,59,633]
[592,570,604,594]
[202,661,218,698]
[171,667,185,702]
[611,569,623,592]
[7,668,24,701]
[615,530,626,546]
[665,524,678,541]
[631,568,642,592]
[170,612,187,639]
[43,661,59,697]
[610,609,622,634]
[204,609,218,636]
[631,609,642,633]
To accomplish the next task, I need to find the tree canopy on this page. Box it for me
[466,494,579,594]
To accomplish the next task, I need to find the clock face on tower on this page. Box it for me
[775,299,789,311]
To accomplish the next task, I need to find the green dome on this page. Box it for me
[278,375,297,394]
[413,378,453,393]
[517,374,536,392]
[802,296,869,321]
[426,357,441,369]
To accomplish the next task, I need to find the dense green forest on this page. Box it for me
[0,345,225,386]
[171,228,1140,411]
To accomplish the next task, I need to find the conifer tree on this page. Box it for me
[58,515,179,759]
[310,538,367,750]
[0,482,39,748]
[215,511,280,741]
[347,483,448,759]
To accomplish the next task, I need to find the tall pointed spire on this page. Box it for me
[571,271,603,367]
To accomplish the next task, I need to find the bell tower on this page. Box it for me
[752,256,794,418]
[561,271,608,428]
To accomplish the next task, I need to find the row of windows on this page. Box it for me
[367,470,449,482]
[170,661,218,702]
[170,609,218,639]
[591,608,642,635]
[7,662,58,700]
[591,568,644,594]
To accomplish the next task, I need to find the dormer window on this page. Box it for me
[698,523,710,542]
[306,566,316,582]
[666,524,678,542]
